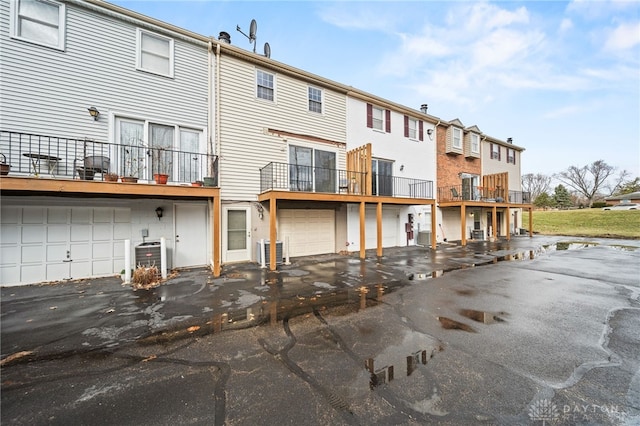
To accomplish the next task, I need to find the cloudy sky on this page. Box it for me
[112,0,640,178]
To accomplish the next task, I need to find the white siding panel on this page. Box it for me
[0,1,208,141]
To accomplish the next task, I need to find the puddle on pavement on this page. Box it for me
[408,270,444,281]
[437,316,476,332]
[459,309,505,324]
[454,288,476,296]
[138,282,402,345]
[556,241,599,250]
[608,244,638,251]
[365,330,442,389]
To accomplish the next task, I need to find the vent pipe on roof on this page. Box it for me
[507,137,513,143]
[420,104,428,114]
[218,31,231,43]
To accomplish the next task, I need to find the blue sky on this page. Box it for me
[112,0,640,179]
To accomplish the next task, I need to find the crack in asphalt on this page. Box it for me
[258,315,358,425]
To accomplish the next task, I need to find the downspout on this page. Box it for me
[215,42,221,159]
[208,39,214,160]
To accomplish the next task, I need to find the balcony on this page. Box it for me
[260,162,433,199]
[0,130,218,186]
[438,184,531,204]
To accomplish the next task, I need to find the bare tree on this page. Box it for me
[521,173,552,202]
[555,160,615,207]
[606,169,632,195]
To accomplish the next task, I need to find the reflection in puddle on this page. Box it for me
[437,316,475,332]
[365,330,441,388]
[556,241,599,250]
[409,270,444,281]
[459,309,505,324]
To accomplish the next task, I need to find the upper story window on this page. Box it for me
[308,86,323,113]
[11,0,66,50]
[507,148,516,164]
[366,104,391,133]
[491,143,501,160]
[452,127,462,149]
[404,116,424,141]
[137,29,174,77]
[470,133,480,154]
[257,69,275,101]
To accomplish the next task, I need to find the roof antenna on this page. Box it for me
[237,19,272,57]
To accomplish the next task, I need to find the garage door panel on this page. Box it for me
[1,224,19,244]
[22,226,44,244]
[22,208,44,224]
[92,242,111,259]
[365,208,399,248]
[93,224,112,241]
[1,207,19,224]
[47,209,68,224]
[71,225,91,242]
[71,261,92,278]
[22,264,45,283]
[22,245,44,263]
[46,244,67,262]
[48,225,68,243]
[71,208,91,223]
[93,209,112,223]
[46,263,69,281]
[1,266,20,284]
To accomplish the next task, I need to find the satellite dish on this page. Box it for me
[264,42,271,58]
[249,19,257,42]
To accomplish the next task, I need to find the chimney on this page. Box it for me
[420,104,428,114]
[218,31,231,44]
[507,137,513,144]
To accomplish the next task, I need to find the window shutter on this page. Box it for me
[366,104,373,128]
[404,115,409,137]
[498,146,501,161]
[419,121,424,141]
[385,109,391,133]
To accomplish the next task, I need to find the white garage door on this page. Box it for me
[0,206,130,286]
[279,209,335,257]
[365,207,400,248]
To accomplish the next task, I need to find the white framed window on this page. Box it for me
[372,106,384,131]
[114,117,204,181]
[10,0,66,50]
[507,148,516,164]
[407,117,418,139]
[470,133,480,154]
[452,127,462,149]
[491,143,501,160]
[308,86,323,113]
[136,29,174,77]
[257,69,275,101]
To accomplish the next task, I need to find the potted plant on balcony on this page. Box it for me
[1,153,11,175]
[152,147,172,184]
[122,149,144,183]
[104,172,119,182]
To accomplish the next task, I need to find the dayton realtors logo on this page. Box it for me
[529,399,624,424]
[528,399,560,424]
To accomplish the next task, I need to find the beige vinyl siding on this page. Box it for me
[0,1,208,140]
[218,54,347,200]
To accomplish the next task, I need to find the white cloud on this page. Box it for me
[603,21,640,51]
[559,18,573,33]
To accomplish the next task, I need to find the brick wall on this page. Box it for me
[436,124,481,191]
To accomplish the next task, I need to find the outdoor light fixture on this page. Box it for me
[88,106,100,121]
[427,129,433,136]
[155,207,164,220]
[420,104,428,114]
[400,165,404,171]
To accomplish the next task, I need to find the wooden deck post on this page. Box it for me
[431,201,437,249]
[461,204,467,246]
[269,196,277,271]
[213,195,221,277]
[359,201,366,259]
[528,206,533,237]
[492,205,497,240]
[376,202,383,257]
[506,206,511,241]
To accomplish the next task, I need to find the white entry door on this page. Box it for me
[175,204,208,268]
[223,207,251,262]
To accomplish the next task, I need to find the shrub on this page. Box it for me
[591,202,608,209]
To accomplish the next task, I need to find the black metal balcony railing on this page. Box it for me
[260,162,433,199]
[438,184,530,204]
[0,130,218,185]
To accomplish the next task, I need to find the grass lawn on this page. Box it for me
[523,209,640,239]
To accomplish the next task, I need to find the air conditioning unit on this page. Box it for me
[135,242,163,268]
[416,231,431,246]
[256,240,283,265]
